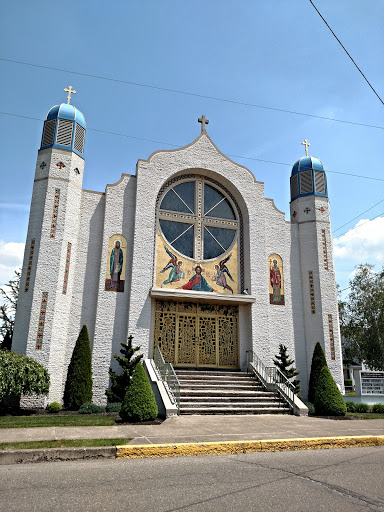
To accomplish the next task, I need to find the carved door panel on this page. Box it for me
[197,316,217,366]
[176,314,197,365]
[218,315,239,367]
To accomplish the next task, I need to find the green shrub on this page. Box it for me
[78,402,106,414]
[345,401,356,412]
[314,367,347,416]
[344,379,352,387]
[64,326,92,410]
[308,342,328,403]
[304,401,315,415]
[120,363,158,422]
[355,402,370,413]
[372,404,384,413]
[106,402,122,413]
[46,402,62,413]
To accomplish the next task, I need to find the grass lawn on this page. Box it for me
[347,412,384,420]
[0,415,116,428]
[0,438,131,450]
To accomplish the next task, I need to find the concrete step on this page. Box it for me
[180,407,291,415]
[180,396,283,404]
[181,389,277,398]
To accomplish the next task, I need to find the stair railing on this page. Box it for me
[246,350,295,410]
[153,346,181,413]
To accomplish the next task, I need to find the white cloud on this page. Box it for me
[0,241,25,286]
[333,217,384,263]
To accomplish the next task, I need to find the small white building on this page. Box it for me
[12,100,344,406]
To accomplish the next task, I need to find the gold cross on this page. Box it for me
[64,86,76,105]
[198,115,209,133]
[301,139,311,156]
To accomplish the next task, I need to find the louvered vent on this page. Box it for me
[56,119,73,147]
[290,174,299,199]
[314,171,326,193]
[73,123,85,154]
[300,170,313,194]
[41,119,56,147]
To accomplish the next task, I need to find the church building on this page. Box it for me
[12,91,344,407]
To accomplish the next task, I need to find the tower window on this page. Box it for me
[314,171,326,194]
[299,170,313,194]
[41,119,56,147]
[73,124,85,154]
[56,119,73,147]
[290,174,299,200]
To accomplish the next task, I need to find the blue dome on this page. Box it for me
[40,103,86,157]
[290,155,327,201]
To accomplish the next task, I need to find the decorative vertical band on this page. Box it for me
[196,179,203,260]
[328,314,335,360]
[50,188,60,239]
[62,242,72,294]
[321,229,329,270]
[36,292,48,349]
[308,271,316,314]
[24,238,36,292]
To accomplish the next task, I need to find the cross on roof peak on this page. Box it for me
[198,115,209,133]
[64,86,76,105]
[301,139,311,157]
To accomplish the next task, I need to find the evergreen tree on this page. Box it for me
[120,362,158,422]
[273,344,300,395]
[106,335,143,403]
[308,342,328,403]
[0,331,12,351]
[314,366,346,416]
[64,325,92,410]
[0,269,20,347]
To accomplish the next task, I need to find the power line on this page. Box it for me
[333,211,384,239]
[1,57,384,131]
[2,109,384,183]
[332,199,384,233]
[308,0,384,107]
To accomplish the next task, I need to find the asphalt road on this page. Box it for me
[1,447,383,511]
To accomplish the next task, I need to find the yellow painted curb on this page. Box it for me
[116,435,384,459]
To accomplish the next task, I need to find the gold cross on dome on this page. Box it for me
[198,115,209,133]
[301,139,311,156]
[64,86,76,104]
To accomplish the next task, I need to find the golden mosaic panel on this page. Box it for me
[154,312,176,362]
[198,316,217,365]
[218,316,239,367]
[177,314,197,365]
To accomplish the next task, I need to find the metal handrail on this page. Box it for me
[246,350,295,409]
[153,346,180,412]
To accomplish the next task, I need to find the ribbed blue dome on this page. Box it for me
[41,103,86,157]
[290,155,327,201]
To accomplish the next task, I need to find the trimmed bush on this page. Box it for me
[106,402,122,413]
[345,401,357,412]
[120,363,158,422]
[355,402,370,413]
[372,404,384,414]
[314,366,347,416]
[64,325,92,410]
[46,402,62,413]
[308,342,328,403]
[79,402,106,414]
[304,401,315,415]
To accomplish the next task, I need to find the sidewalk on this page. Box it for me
[0,415,383,464]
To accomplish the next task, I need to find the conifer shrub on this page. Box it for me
[345,401,356,412]
[120,363,158,423]
[46,402,62,413]
[372,404,384,413]
[308,342,328,403]
[64,325,92,410]
[314,366,347,416]
[355,402,370,413]
[78,402,106,414]
[273,344,300,395]
[106,402,122,413]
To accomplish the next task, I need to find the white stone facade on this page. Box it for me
[13,129,344,406]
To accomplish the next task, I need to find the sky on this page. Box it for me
[0,0,383,299]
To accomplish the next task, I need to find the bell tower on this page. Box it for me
[12,88,87,405]
[290,141,344,396]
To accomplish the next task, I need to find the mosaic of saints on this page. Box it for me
[181,264,213,292]
[270,259,282,303]
[212,253,234,294]
[109,240,123,291]
[160,246,185,287]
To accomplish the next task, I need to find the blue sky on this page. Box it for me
[1,1,383,297]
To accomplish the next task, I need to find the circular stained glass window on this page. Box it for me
[158,178,238,260]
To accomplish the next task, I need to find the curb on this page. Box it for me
[116,435,384,459]
[0,446,116,465]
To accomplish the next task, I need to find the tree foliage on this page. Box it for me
[106,335,143,403]
[0,350,50,400]
[0,270,20,348]
[64,325,92,410]
[119,363,158,422]
[308,342,328,403]
[314,366,346,416]
[273,344,300,394]
[339,264,384,370]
